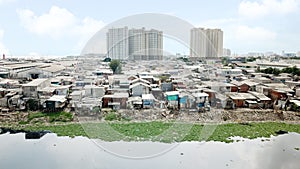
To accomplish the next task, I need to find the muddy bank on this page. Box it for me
[221,109,300,122]
[115,108,300,123]
[1,109,300,124]
[0,112,28,123]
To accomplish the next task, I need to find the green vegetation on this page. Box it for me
[109,59,122,74]
[158,75,170,82]
[259,67,281,76]
[27,99,39,111]
[177,57,189,62]
[259,66,300,76]
[25,111,73,124]
[104,112,118,121]
[281,66,300,76]
[221,57,228,65]
[282,57,300,60]
[48,111,73,123]
[104,112,132,121]
[23,124,86,138]
[246,57,257,62]
[103,57,111,62]
[4,121,300,143]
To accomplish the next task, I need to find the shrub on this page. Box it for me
[27,99,39,111]
[105,112,118,121]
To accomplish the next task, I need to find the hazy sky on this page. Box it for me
[0,0,299,56]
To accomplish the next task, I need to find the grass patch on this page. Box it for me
[104,112,118,121]
[104,112,132,121]
[18,121,29,125]
[48,111,73,123]
[27,112,45,121]
[2,121,300,143]
[27,111,73,123]
[109,121,174,141]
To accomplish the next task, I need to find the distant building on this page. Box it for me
[264,52,275,57]
[106,27,163,60]
[283,52,296,57]
[281,50,296,57]
[247,52,263,57]
[129,28,163,60]
[190,28,206,58]
[190,28,223,58]
[223,48,231,57]
[106,27,129,60]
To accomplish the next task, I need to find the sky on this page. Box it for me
[0,0,299,57]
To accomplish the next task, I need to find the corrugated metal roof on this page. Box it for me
[130,78,151,85]
[290,100,300,106]
[165,91,179,96]
[248,91,271,101]
[226,92,256,100]
[129,82,151,89]
[103,93,129,98]
[192,93,209,98]
[142,94,155,100]
[42,65,65,73]
[22,78,49,87]
[47,95,67,102]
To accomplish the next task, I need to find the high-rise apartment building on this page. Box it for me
[223,48,231,57]
[190,28,206,58]
[106,27,129,60]
[129,28,163,60]
[190,28,223,58]
[107,27,163,60]
[128,28,146,58]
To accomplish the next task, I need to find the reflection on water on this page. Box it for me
[0,133,299,169]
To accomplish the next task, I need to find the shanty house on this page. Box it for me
[142,94,155,108]
[22,78,50,98]
[248,91,272,108]
[45,95,67,112]
[102,93,129,110]
[129,82,151,97]
[165,91,179,109]
[192,92,209,110]
[41,65,66,78]
[84,85,105,98]
[226,92,257,108]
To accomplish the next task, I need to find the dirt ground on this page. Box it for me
[1,108,300,124]
[117,108,300,123]
[0,112,29,123]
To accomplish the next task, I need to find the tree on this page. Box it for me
[109,59,122,74]
[273,68,280,76]
[27,99,39,111]
[103,57,111,62]
[159,75,169,82]
[221,57,228,65]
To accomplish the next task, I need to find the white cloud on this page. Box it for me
[195,18,279,53]
[236,25,277,41]
[0,29,9,55]
[17,6,76,38]
[17,6,105,48]
[239,0,299,19]
[71,16,105,50]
